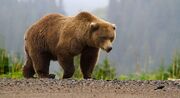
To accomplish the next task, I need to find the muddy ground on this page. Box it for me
[0,79,180,98]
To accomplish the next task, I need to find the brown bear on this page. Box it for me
[23,11,116,79]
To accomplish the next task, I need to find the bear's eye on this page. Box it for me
[99,36,108,40]
[110,37,114,42]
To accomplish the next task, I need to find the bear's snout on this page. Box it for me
[106,46,112,53]
[101,40,113,53]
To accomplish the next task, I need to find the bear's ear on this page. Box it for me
[90,22,99,32]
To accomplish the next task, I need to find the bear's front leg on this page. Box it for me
[80,47,99,79]
[58,56,75,79]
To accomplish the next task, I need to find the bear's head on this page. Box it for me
[89,22,116,53]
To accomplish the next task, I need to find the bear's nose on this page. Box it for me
[106,47,112,53]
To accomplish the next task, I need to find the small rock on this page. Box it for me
[154,85,165,90]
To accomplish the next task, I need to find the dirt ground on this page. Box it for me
[0,78,180,98]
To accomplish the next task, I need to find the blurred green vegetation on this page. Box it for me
[119,51,180,80]
[92,58,116,80]
[0,48,179,80]
[0,49,23,78]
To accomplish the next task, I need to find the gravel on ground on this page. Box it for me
[0,78,180,98]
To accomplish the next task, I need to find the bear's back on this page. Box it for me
[25,13,66,40]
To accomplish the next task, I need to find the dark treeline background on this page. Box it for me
[0,0,179,74]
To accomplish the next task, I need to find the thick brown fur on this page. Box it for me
[23,12,116,79]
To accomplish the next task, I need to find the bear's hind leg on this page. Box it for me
[31,53,55,79]
[23,57,35,78]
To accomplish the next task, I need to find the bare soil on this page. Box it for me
[0,79,180,98]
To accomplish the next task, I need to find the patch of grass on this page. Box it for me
[0,71,23,79]
[0,49,9,74]
[118,52,180,80]
[0,49,23,79]
[93,58,116,80]
[167,51,180,79]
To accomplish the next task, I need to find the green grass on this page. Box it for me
[119,52,180,80]
[167,52,180,79]
[0,71,23,79]
[0,49,9,74]
[0,49,23,78]
[92,58,116,80]
[0,48,179,80]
